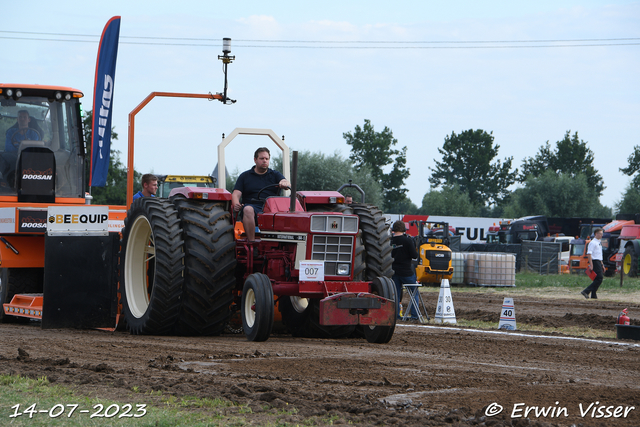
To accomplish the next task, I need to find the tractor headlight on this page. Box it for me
[337,264,350,275]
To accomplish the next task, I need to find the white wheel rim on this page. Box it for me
[244,288,256,328]
[124,215,156,318]
[290,296,309,313]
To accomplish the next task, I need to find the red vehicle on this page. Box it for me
[618,223,640,277]
[119,146,396,342]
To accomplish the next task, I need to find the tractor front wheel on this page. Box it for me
[242,273,274,342]
[120,198,185,335]
[623,246,638,278]
[363,277,397,344]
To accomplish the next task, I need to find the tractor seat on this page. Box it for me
[234,221,260,240]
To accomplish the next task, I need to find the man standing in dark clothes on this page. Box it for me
[232,147,290,241]
[391,221,420,319]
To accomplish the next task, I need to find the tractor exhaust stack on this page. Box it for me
[290,151,298,212]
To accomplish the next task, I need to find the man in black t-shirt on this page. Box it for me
[391,221,420,319]
[232,147,290,241]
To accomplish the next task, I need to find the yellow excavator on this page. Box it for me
[409,220,454,284]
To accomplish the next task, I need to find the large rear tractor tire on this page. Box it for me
[0,268,43,323]
[120,198,185,335]
[623,246,638,278]
[172,198,237,336]
[350,204,394,280]
[242,273,274,342]
[350,204,395,339]
[363,276,397,344]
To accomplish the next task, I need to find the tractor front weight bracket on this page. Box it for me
[319,293,395,326]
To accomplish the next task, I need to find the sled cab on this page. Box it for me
[0,84,85,202]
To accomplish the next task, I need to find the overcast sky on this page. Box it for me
[3,1,639,211]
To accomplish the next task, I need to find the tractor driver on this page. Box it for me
[5,110,41,152]
[232,147,290,242]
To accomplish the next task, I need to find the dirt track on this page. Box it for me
[1,291,639,426]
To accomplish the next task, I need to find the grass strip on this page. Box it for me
[0,374,305,427]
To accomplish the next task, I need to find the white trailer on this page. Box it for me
[385,214,513,245]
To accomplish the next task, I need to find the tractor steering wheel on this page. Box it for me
[251,183,286,205]
[11,129,42,145]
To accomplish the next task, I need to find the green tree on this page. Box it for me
[225,167,240,193]
[272,150,384,207]
[616,183,640,215]
[620,145,640,186]
[343,120,410,211]
[478,204,505,218]
[388,197,419,215]
[83,111,140,205]
[520,131,605,196]
[418,184,478,216]
[503,170,611,218]
[429,129,517,206]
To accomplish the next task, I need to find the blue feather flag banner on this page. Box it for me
[90,16,121,187]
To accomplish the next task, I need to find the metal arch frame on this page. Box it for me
[126,91,222,205]
[217,128,290,191]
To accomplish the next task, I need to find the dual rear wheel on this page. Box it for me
[119,197,236,336]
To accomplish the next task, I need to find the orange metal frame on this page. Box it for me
[126,92,222,205]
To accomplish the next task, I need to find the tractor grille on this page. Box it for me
[311,235,354,276]
[310,215,358,233]
[426,250,451,271]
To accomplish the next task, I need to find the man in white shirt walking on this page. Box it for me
[581,228,604,299]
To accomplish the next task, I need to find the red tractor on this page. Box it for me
[119,136,397,342]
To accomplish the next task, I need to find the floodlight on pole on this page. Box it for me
[217,37,236,105]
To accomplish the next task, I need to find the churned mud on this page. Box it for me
[1,292,639,426]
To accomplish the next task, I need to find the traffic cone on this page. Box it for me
[498,297,516,330]
[434,279,456,324]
